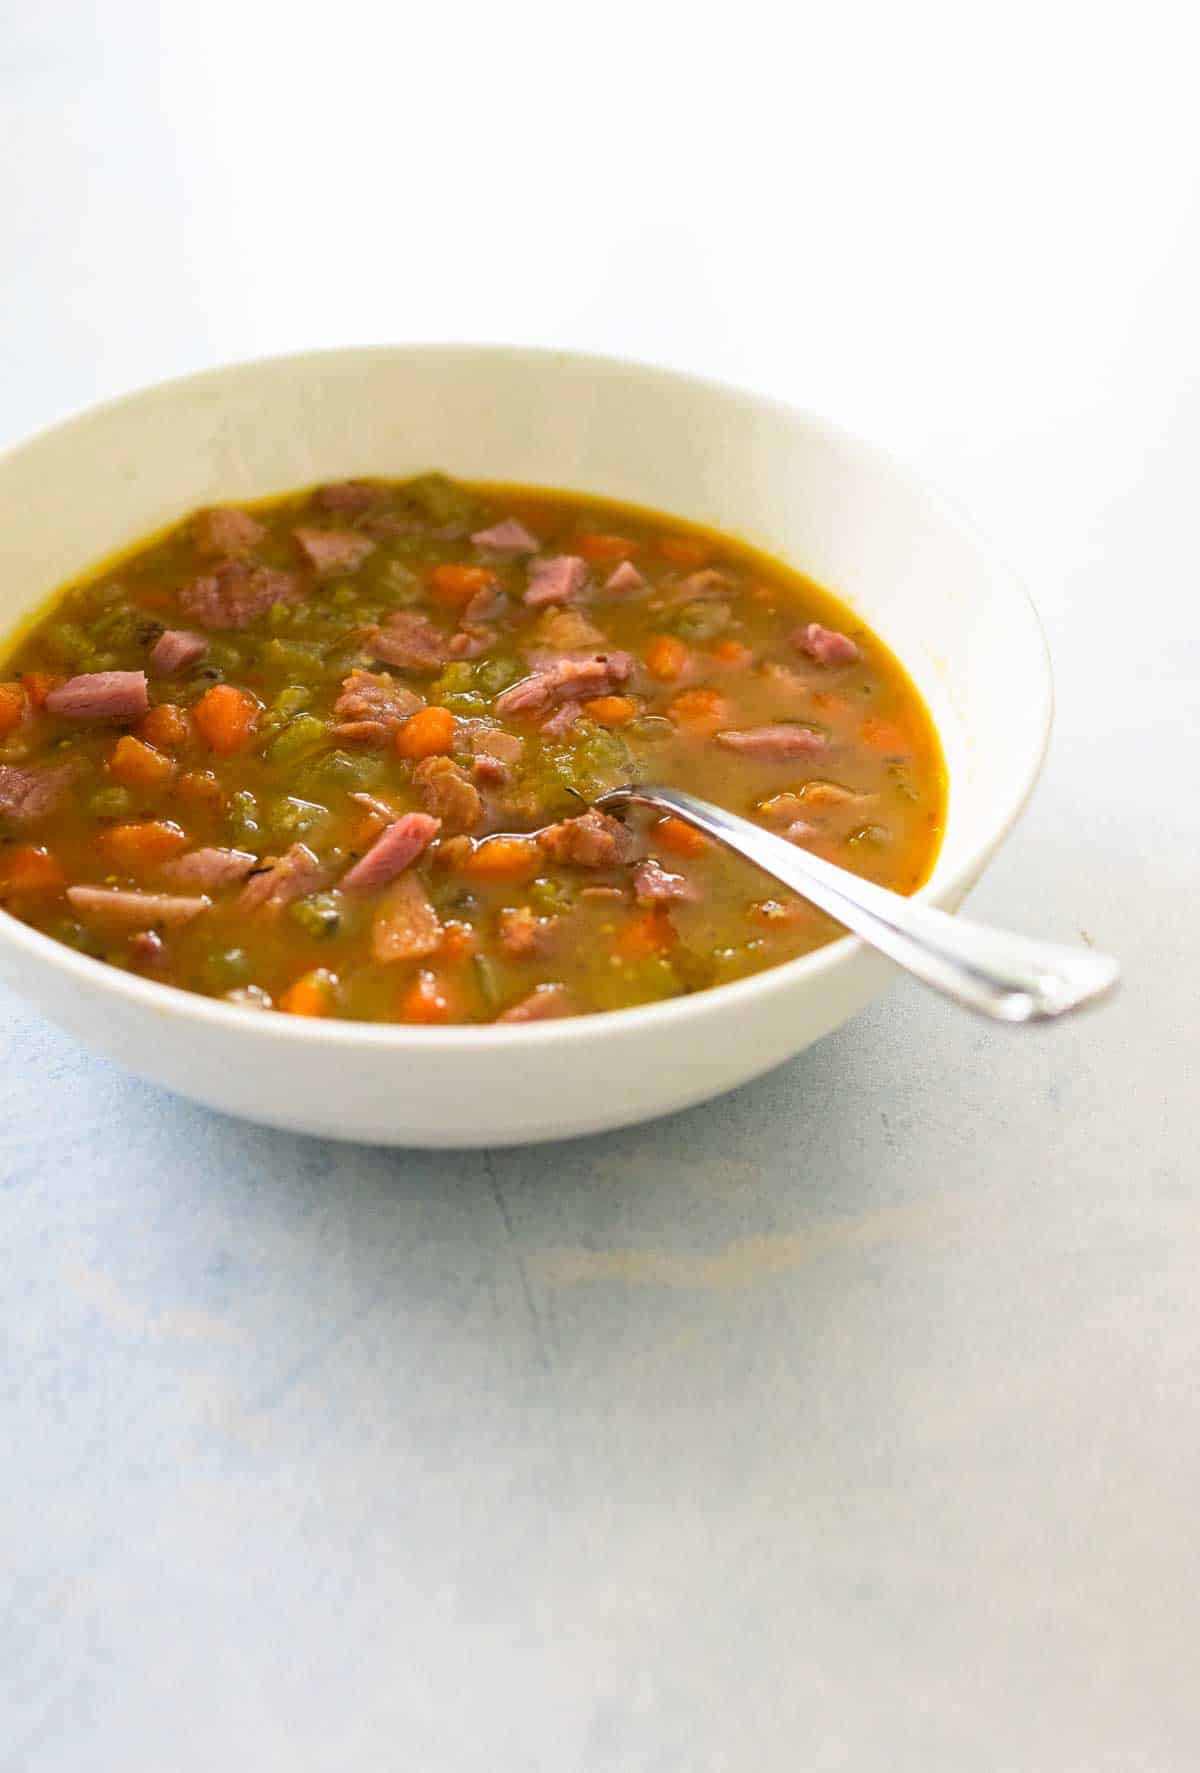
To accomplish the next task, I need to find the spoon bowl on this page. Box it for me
[598,784,1119,1022]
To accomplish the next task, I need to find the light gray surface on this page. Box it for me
[3,6,1198,1768]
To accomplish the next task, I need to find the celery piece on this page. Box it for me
[287,892,342,939]
[264,713,328,764]
[88,785,134,818]
[267,796,328,841]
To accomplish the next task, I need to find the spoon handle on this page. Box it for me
[598,784,1118,1023]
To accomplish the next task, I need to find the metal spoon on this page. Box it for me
[596,784,1118,1022]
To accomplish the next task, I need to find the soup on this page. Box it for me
[0,475,945,1023]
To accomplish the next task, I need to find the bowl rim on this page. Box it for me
[0,340,1054,1048]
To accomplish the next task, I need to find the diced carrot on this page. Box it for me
[581,694,637,727]
[438,920,479,963]
[658,534,712,568]
[279,967,337,1018]
[138,702,191,750]
[614,908,677,958]
[574,533,638,562]
[0,682,29,737]
[666,687,730,734]
[176,769,224,810]
[461,836,540,882]
[0,845,66,895]
[654,815,708,858]
[860,716,910,755]
[192,683,260,755]
[98,819,189,871]
[399,968,456,1024]
[109,734,176,788]
[644,634,691,682]
[428,563,496,609]
[751,585,777,605]
[20,671,61,710]
[710,639,752,667]
[395,705,457,760]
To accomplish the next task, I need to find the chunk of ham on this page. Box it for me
[293,526,376,576]
[314,480,377,513]
[676,568,732,600]
[163,846,258,889]
[603,560,646,595]
[715,724,828,758]
[180,562,301,630]
[634,858,699,906]
[128,929,167,971]
[537,810,636,868]
[342,811,440,891]
[523,555,588,607]
[497,983,573,1023]
[495,651,634,718]
[363,512,424,540]
[149,629,207,676]
[470,727,523,784]
[471,729,523,766]
[462,583,509,626]
[45,670,148,723]
[448,628,494,659]
[369,610,452,672]
[412,757,483,834]
[66,886,210,927]
[372,872,443,963]
[793,622,860,665]
[0,761,76,825]
[332,669,423,744]
[192,506,266,559]
[237,843,326,912]
[470,517,539,555]
[497,906,559,957]
[540,700,581,739]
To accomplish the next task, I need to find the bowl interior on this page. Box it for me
[0,345,1051,914]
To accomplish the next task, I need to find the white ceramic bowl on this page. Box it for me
[0,346,1051,1145]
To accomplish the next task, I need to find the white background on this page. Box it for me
[2,4,1198,1769]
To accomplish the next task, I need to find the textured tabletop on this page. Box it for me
[3,6,1198,1769]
